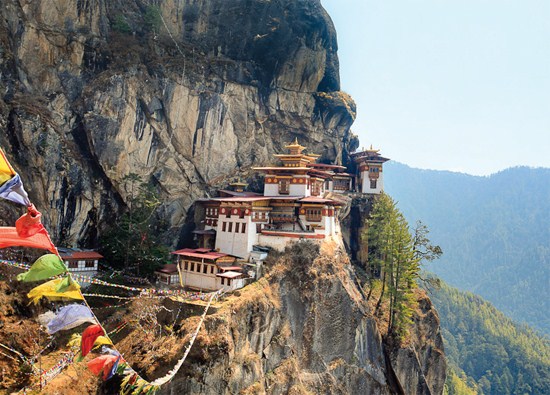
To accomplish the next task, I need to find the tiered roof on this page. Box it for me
[254,138,320,172]
[350,145,390,163]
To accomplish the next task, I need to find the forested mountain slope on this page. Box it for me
[385,162,550,334]
[427,279,550,395]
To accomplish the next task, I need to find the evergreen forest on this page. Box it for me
[429,279,550,395]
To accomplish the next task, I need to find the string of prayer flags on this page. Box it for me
[148,292,216,387]
[0,148,30,206]
[27,277,84,304]
[46,304,96,334]
[80,324,104,358]
[17,254,67,282]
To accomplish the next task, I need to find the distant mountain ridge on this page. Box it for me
[384,161,550,334]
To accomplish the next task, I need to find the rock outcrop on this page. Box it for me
[110,242,445,395]
[0,0,358,247]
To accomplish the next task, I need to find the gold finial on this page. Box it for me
[367,144,380,153]
[285,137,306,154]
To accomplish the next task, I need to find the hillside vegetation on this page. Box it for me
[427,279,550,395]
[385,162,550,334]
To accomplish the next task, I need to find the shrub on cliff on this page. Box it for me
[100,173,170,277]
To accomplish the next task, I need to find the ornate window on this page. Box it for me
[306,209,322,222]
[278,179,289,195]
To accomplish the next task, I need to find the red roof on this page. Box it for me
[218,190,262,197]
[172,248,231,261]
[59,251,103,260]
[298,197,335,204]
[307,163,346,169]
[211,196,272,202]
[269,196,304,201]
[253,166,311,171]
[307,170,332,178]
[156,264,178,274]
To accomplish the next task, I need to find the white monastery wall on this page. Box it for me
[289,183,309,197]
[360,170,384,194]
[264,183,279,196]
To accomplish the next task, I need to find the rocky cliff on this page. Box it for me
[0,0,357,246]
[92,242,445,395]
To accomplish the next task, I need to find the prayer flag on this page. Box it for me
[81,324,104,358]
[27,277,84,304]
[55,275,79,293]
[46,304,96,334]
[107,356,121,380]
[16,204,45,237]
[0,227,57,254]
[17,254,67,282]
[92,336,113,349]
[0,148,30,206]
[0,148,15,183]
[67,333,82,348]
[87,355,119,380]
[37,310,57,326]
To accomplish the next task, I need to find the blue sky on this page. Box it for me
[322,0,550,175]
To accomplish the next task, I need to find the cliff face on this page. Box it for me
[0,0,357,246]
[111,242,445,395]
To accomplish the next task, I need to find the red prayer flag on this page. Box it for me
[87,355,119,380]
[15,204,45,237]
[0,227,57,253]
[0,206,57,253]
[81,324,104,358]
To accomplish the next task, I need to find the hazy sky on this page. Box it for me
[322,0,550,175]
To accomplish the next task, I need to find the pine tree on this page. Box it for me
[367,193,421,338]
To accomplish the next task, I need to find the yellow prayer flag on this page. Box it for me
[27,277,84,304]
[67,333,82,348]
[92,336,113,349]
[0,148,16,185]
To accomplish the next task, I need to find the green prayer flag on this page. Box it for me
[17,254,67,282]
[55,275,79,293]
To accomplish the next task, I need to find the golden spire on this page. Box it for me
[367,144,380,153]
[285,137,306,155]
